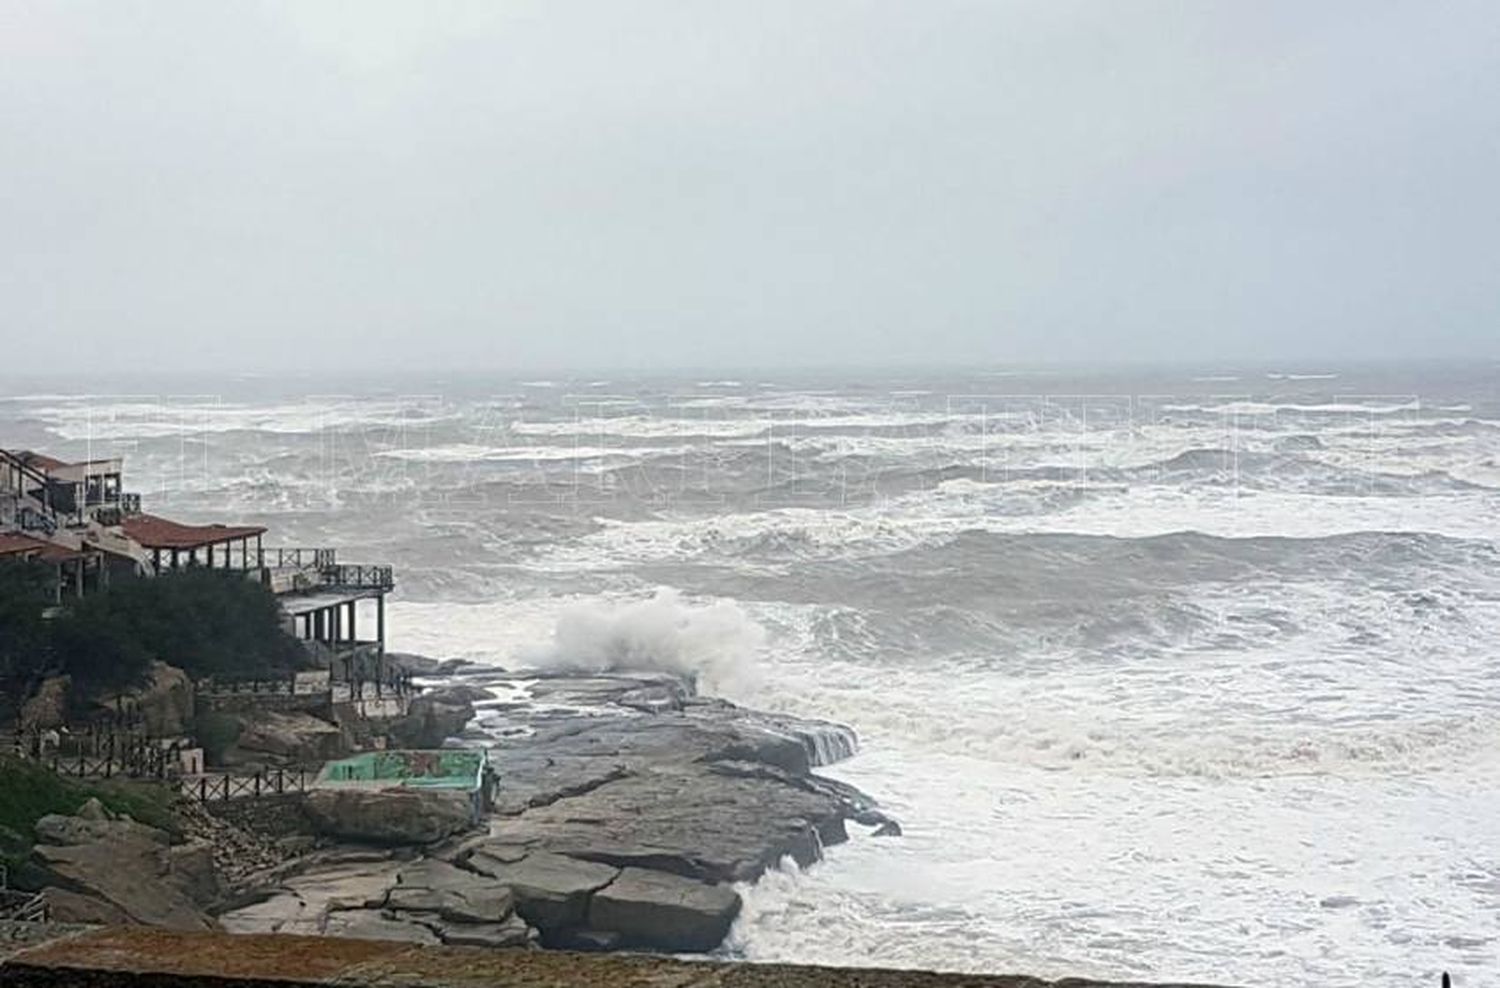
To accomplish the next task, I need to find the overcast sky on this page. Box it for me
[2,1,1497,373]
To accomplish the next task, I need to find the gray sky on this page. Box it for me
[2,1,1497,373]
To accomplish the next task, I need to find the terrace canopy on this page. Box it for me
[121,513,266,571]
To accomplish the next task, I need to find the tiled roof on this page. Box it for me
[12,450,70,471]
[0,532,84,562]
[121,513,267,550]
[0,532,52,557]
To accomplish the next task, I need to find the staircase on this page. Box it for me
[3,450,150,571]
[0,449,64,533]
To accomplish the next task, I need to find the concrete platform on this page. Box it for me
[0,928,1230,988]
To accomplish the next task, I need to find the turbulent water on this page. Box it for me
[4,363,1499,985]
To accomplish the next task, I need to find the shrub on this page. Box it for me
[54,568,309,686]
[0,559,56,717]
[0,566,311,707]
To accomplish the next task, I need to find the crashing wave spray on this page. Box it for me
[517,588,765,693]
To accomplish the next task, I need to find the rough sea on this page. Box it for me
[4,362,1497,986]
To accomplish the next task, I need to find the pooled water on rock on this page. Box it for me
[10,363,1499,985]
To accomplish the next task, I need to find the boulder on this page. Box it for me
[385,688,481,749]
[33,813,170,848]
[588,867,741,952]
[463,849,618,930]
[304,787,475,845]
[33,837,214,931]
[228,710,349,765]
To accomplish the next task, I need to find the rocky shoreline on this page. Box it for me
[215,664,898,954]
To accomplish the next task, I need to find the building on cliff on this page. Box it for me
[1,447,394,671]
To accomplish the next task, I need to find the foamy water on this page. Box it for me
[5,364,1497,985]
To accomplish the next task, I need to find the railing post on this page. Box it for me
[199,777,207,802]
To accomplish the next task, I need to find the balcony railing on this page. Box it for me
[322,564,394,590]
[259,547,337,570]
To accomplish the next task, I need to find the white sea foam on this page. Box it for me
[375,443,689,463]
[516,588,764,693]
[35,397,456,440]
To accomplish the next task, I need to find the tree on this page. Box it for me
[0,559,55,719]
[59,568,308,681]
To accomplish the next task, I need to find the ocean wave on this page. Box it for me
[1162,400,1418,417]
[34,397,459,440]
[375,442,691,464]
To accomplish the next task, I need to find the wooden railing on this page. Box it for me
[259,547,337,570]
[179,768,309,803]
[322,564,394,590]
[0,889,49,924]
[7,745,176,782]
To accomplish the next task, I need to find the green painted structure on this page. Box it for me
[316,749,488,790]
[313,749,494,823]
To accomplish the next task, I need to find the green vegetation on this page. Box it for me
[62,564,308,682]
[0,560,55,722]
[0,754,179,839]
[0,559,308,714]
[0,753,181,885]
[192,710,246,764]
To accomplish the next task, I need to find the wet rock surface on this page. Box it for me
[223,669,895,955]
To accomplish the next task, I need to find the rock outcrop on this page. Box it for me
[122,661,195,737]
[224,710,350,766]
[30,803,217,931]
[225,669,896,955]
[384,686,483,750]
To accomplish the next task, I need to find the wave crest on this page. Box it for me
[517,589,764,692]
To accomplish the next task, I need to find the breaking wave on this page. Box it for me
[516,588,765,693]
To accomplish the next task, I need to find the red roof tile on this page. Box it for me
[121,513,266,550]
[0,533,85,563]
[11,450,69,472]
[0,532,52,557]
